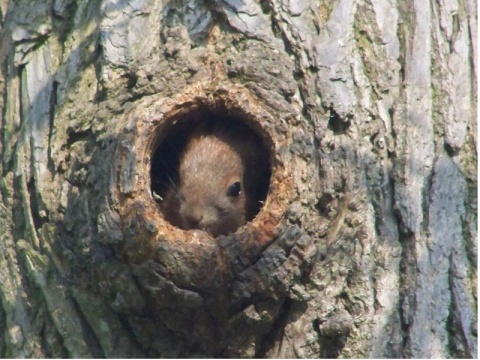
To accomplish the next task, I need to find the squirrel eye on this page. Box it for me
[227,181,241,197]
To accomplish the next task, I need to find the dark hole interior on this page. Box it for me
[150,104,272,228]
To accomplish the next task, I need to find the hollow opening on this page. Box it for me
[150,102,272,236]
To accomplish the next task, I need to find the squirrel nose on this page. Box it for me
[185,208,204,229]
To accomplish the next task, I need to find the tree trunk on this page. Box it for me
[0,0,476,358]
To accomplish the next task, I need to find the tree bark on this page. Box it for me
[0,0,476,358]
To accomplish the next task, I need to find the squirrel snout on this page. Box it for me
[184,207,204,229]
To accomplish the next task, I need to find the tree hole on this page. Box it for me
[150,104,272,237]
[328,108,351,134]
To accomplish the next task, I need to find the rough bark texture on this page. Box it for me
[0,0,476,358]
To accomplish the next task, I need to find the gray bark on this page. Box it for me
[0,0,476,358]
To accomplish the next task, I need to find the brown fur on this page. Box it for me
[162,123,267,236]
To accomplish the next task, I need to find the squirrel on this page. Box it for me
[159,119,269,237]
